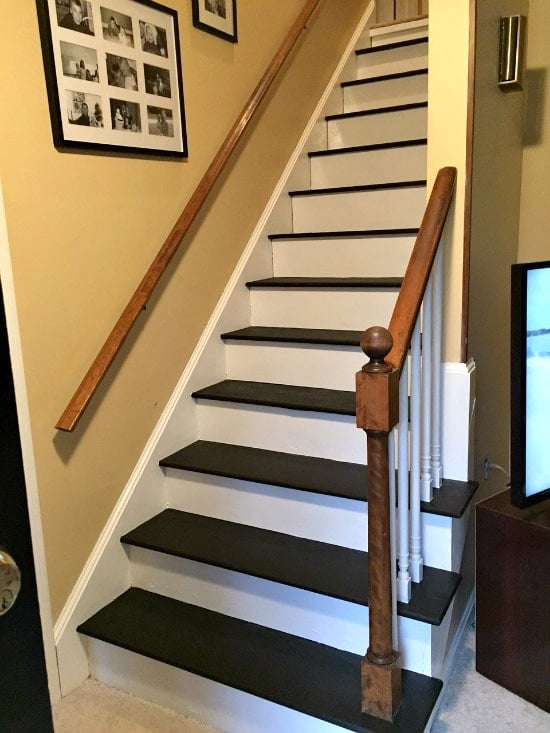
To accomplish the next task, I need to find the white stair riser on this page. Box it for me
[164,471,456,569]
[127,546,433,673]
[197,401,363,462]
[225,342,362,390]
[370,19,429,47]
[343,73,427,113]
[310,144,427,188]
[292,186,426,232]
[87,641,349,733]
[356,42,428,78]
[272,235,415,278]
[327,105,427,148]
[249,288,399,330]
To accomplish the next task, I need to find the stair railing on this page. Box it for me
[55,0,323,432]
[356,166,456,721]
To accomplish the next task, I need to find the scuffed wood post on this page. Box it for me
[356,326,402,721]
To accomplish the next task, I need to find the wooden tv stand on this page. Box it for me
[476,489,550,711]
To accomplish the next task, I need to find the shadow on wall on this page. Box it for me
[523,67,546,146]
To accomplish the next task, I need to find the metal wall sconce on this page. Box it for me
[499,15,526,91]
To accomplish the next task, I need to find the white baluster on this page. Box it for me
[397,360,411,603]
[420,277,433,502]
[431,247,443,488]
[388,430,398,649]
[410,318,423,582]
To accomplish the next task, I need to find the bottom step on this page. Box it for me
[79,588,442,732]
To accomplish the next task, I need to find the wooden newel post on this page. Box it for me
[356,326,402,722]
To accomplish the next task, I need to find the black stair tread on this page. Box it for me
[356,37,428,56]
[192,379,356,416]
[221,326,363,346]
[342,68,428,88]
[160,440,477,519]
[269,227,419,241]
[289,180,426,197]
[326,101,427,122]
[78,587,442,733]
[308,138,427,158]
[246,276,402,288]
[121,509,461,625]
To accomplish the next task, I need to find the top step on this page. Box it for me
[355,37,428,80]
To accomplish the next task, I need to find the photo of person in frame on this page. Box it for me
[144,64,170,97]
[147,105,174,137]
[109,98,141,132]
[100,7,135,47]
[139,21,167,57]
[60,41,99,82]
[205,0,226,19]
[106,54,138,90]
[66,90,102,126]
[57,0,94,35]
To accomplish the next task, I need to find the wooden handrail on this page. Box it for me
[56,0,322,432]
[356,165,456,721]
[360,166,457,374]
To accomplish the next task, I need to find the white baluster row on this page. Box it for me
[391,250,444,605]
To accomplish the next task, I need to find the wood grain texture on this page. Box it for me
[386,166,456,373]
[56,0,323,431]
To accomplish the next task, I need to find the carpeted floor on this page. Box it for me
[53,614,549,732]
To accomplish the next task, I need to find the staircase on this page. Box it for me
[76,18,476,733]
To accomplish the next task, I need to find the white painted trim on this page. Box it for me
[0,182,61,703]
[54,2,376,696]
[441,359,476,481]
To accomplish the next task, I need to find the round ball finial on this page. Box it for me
[360,326,393,373]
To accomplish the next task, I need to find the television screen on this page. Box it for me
[511,260,550,508]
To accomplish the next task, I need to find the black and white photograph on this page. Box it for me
[106,53,138,90]
[110,98,141,132]
[192,0,237,42]
[144,63,170,97]
[147,105,173,136]
[56,0,94,35]
[36,0,188,156]
[100,6,134,46]
[66,90,103,126]
[139,20,168,57]
[60,41,99,81]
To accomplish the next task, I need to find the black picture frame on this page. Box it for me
[191,0,237,43]
[36,0,188,157]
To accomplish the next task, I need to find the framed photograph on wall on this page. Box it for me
[35,0,188,157]
[191,0,237,43]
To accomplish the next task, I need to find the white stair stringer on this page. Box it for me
[63,11,478,733]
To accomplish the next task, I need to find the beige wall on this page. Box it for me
[0,0,367,619]
[427,0,470,362]
[518,0,550,263]
[468,0,527,492]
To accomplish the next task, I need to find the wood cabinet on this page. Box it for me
[476,489,550,711]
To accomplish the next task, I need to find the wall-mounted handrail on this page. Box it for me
[56,0,322,432]
[356,165,456,721]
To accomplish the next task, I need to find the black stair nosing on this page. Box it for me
[268,227,420,241]
[289,179,427,198]
[192,379,357,417]
[246,276,403,289]
[326,100,427,122]
[78,587,442,733]
[355,36,428,56]
[221,326,363,347]
[341,67,428,88]
[160,440,478,519]
[120,509,461,626]
[308,138,428,159]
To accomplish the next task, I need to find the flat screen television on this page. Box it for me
[510,259,550,508]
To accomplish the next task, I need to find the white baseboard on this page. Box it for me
[54,3,376,697]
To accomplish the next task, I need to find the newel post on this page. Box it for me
[356,326,402,721]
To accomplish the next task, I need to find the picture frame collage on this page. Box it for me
[36,0,188,157]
